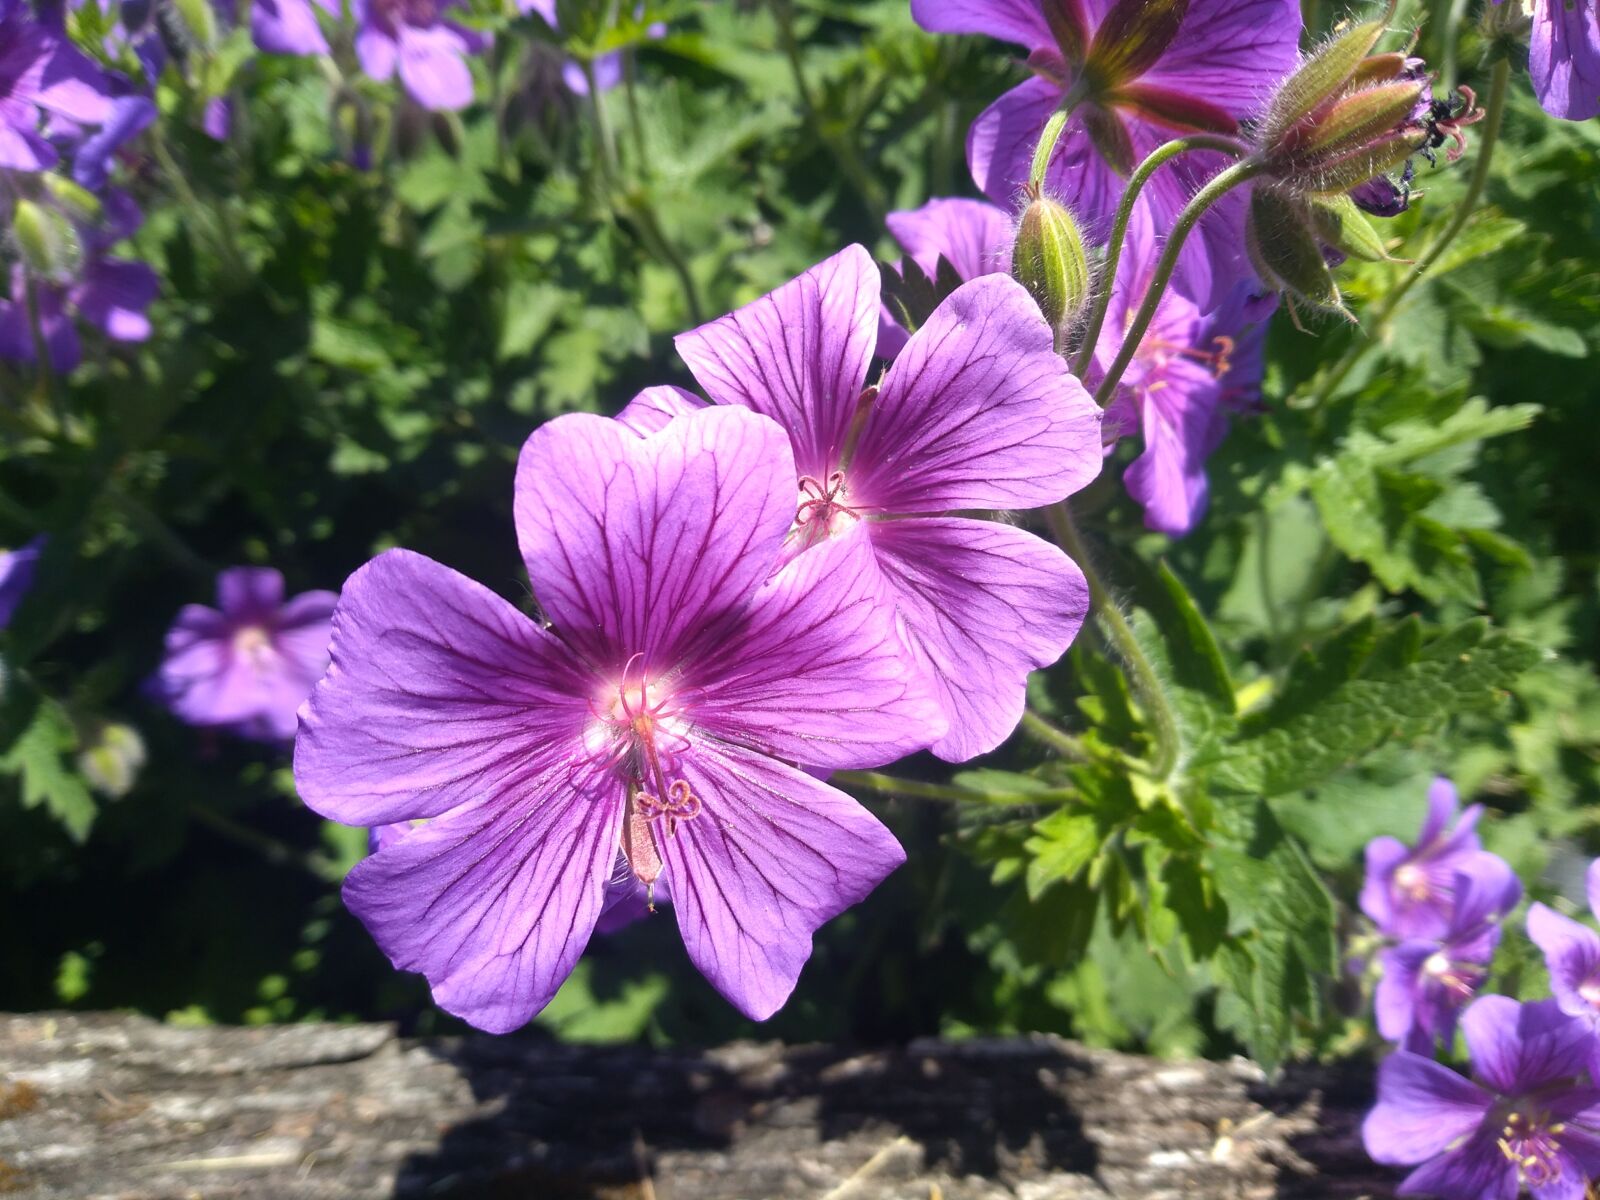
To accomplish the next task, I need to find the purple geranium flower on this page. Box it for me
[912,0,1301,308]
[1362,777,1491,941]
[294,406,943,1031]
[1364,996,1600,1200]
[69,93,155,191]
[0,534,44,628]
[1374,854,1522,1055]
[1528,859,1600,1075]
[155,567,337,742]
[879,196,1015,359]
[0,9,113,171]
[1092,203,1273,536]
[0,254,158,372]
[1494,0,1600,121]
[354,0,487,111]
[253,0,335,56]
[670,244,1102,762]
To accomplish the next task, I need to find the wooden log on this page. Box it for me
[0,1013,1390,1199]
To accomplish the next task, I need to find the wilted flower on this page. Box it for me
[154,567,337,742]
[354,0,487,111]
[1374,855,1521,1054]
[0,534,44,628]
[295,406,943,1030]
[1361,777,1492,941]
[671,244,1103,761]
[1528,859,1600,1076]
[912,0,1302,307]
[0,8,113,172]
[1364,997,1600,1200]
[1491,0,1599,121]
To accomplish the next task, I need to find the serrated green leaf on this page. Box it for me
[0,689,95,842]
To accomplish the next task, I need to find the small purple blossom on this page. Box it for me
[520,0,664,94]
[912,0,1302,308]
[155,567,337,742]
[0,534,44,628]
[295,406,943,1030]
[0,252,158,372]
[0,9,113,172]
[1364,996,1600,1200]
[355,0,487,111]
[69,93,155,191]
[1495,0,1600,121]
[1374,854,1522,1055]
[1528,860,1600,1076]
[669,244,1103,762]
[252,0,335,56]
[1362,777,1492,941]
[878,196,1015,358]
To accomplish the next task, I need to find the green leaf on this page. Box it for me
[0,686,95,842]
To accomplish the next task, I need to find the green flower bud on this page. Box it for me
[1245,189,1348,318]
[77,722,147,800]
[1310,194,1400,263]
[41,176,102,227]
[11,200,79,279]
[1011,191,1091,332]
[1258,4,1395,147]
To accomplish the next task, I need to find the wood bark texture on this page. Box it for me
[0,1013,1391,1199]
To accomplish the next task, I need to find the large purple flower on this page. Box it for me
[294,406,943,1031]
[670,244,1102,762]
[155,567,337,742]
[1528,860,1600,1076]
[1364,997,1600,1200]
[1374,854,1522,1055]
[912,0,1301,307]
[1092,205,1272,536]
[0,9,113,171]
[1361,777,1491,941]
[1494,0,1600,121]
[354,0,487,111]
[0,534,44,628]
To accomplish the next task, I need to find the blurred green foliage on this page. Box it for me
[1,0,1597,1069]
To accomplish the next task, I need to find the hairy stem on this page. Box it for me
[1045,502,1181,779]
[1091,158,1263,409]
[1301,57,1510,409]
[1071,134,1249,378]
[1019,710,1089,762]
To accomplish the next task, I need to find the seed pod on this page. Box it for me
[1258,3,1396,146]
[1246,189,1346,315]
[1012,192,1091,332]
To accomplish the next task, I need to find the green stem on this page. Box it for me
[1301,57,1510,409]
[1045,502,1181,779]
[1440,0,1471,91]
[187,805,341,884]
[1091,158,1264,409]
[1019,709,1089,762]
[834,770,1070,806]
[1071,134,1249,378]
[150,128,248,282]
[22,273,55,415]
[581,59,621,190]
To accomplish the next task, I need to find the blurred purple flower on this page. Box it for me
[253,0,334,56]
[1374,855,1521,1055]
[294,406,942,1031]
[0,534,44,628]
[1362,778,1492,941]
[1528,859,1600,1076]
[1364,996,1600,1200]
[1494,0,1600,121]
[70,93,155,190]
[670,244,1102,762]
[1092,204,1273,537]
[521,0,664,94]
[911,0,1301,308]
[0,251,157,372]
[155,567,337,742]
[355,0,487,111]
[0,8,114,171]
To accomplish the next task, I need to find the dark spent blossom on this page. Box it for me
[670,243,1103,762]
[912,0,1302,308]
[1364,996,1600,1200]
[0,534,44,628]
[154,567,337,742]
[1528,859,1600,1078]
[295,406,944,1030]
[1362,777,1490,941]
[1374,854,1521,1055]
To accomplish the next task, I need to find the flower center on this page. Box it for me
[586,657,700,898]
[792,470,862,548]
[1394,862,1432,902]
[1579,978,1600,1011]
[231,625,275,670]
[1422,952,1483,1002]
[1498,1108,1566,1190]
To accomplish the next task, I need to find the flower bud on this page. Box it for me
[11,200,80,280]
[77,722,147,799]
[1012,191,1090,331]
[1310,193,1401,262]
[41,176,102,227]
[1258,6,1394,146]
[1245,189,1348,318]
[172,0,218,50]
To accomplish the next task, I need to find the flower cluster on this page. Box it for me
[291,246,1103,1031]
[1362,780,1600,1198]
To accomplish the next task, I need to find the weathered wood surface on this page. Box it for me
[0,1012,1390,1199]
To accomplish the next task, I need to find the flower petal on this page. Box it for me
[294,549,591,828]
[851,274,1102,513]
[216,566,285,617]
[251,0,330,56]
[674,244,878,480]
[396,24,476,111]
[1530,0,1600,121]
[1136,0,1301,117]
[1462,996,1595,1096]
[660,743,905,1020]
[614,385,707,437]
[343,766,623,1032]
[513,407,795,668]
[1394,1127,1518,1200]
[69,259,158,343]
[1362,1050,1492,1165]
[688,525,943,768]
[968,75,1064,206]
[909,0,1053,48]
[355,26,397,81]
[869,517,1087,761]
[886,196,1015,283]
[1527,903,1600,1025]
[1419,776,1462,847]
[1374,943,1430,1044]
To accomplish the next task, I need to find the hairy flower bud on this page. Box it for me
[11,200,79,279]
[1012,191,1090,331]
[1245,189,1348,318]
